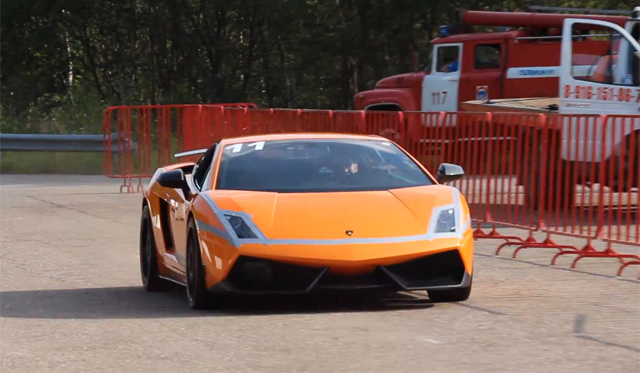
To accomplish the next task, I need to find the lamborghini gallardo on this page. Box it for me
[140,133,473,309]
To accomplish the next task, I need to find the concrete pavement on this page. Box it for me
[1,175,638,372]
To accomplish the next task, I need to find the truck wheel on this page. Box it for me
[522,130,575,210]
[523,160,576,210]
[610,133,639,193]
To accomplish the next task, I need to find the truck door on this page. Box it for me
[460,42,505,103]
[559,19,640,163]
[421,43,462,112]
[559,19,640,116]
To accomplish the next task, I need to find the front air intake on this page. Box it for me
[225,256,326,294]
[381,250,466,290]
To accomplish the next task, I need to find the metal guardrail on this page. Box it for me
[0,133,136,153]
[527,6,632,15]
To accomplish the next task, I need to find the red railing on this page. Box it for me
[103,105,639,276]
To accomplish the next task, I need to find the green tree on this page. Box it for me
[1,0,636,133]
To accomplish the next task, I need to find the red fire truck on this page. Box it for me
[355,7,639,208]
[353,8,630,114]
[461,9,639,207]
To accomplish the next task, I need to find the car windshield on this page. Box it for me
[215,138,434,193]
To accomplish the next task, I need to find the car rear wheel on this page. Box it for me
[140,205,169,292]
[427,276,472,303]
[186,218,209,310]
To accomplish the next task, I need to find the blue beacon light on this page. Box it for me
[439,25,450,37]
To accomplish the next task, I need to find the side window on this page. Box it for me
[201,164,214,191]
[474,44,501,70]
[192,144,217,190]
[570,24,636,87]
[436,45,460,73]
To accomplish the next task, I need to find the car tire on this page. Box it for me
[140,205,170,292]
[427,276,472,303]
[186,218,209,310]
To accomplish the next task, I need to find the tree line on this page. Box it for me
[1,0,636,133]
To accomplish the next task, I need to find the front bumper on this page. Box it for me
[208,249,470,295]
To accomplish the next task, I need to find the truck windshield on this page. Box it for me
[631,23,640,86]
[216,139,434,193]
[424,48,433,71]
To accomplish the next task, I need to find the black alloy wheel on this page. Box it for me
[140,205,168,292]
[186,218,209,310]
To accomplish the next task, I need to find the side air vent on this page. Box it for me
[158,199,175,250]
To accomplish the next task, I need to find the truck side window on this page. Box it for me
[571,24,636,87]
[632,23,639,87]
[423,49,433,71]
[571,28,613,84]
[474,44,501,70]
[436,46,460,73]
[633,54,639,87]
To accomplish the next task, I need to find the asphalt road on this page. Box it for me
[1,175,639,373]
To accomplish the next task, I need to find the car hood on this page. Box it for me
[205,185,457,240]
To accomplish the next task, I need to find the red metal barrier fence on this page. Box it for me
[103,105,639,276]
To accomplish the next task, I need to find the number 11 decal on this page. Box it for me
[228,141,265,153]
[247,141,265,150]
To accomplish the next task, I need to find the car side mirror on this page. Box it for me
[436,163,465,184]
[157,169,187,189]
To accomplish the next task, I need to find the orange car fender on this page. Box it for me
[457,191,474,275]
[458,228,474,276]
[191,196,240,289]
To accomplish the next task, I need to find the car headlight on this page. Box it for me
[428,205,459,235]
[223,214,258,239]
[435,208,457,233]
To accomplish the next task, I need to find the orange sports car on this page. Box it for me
[140,133,473,309]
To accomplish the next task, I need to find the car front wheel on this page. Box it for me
[186,218,210,310]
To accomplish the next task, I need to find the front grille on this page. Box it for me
[315,267,396,290]
[220,250,466,294]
